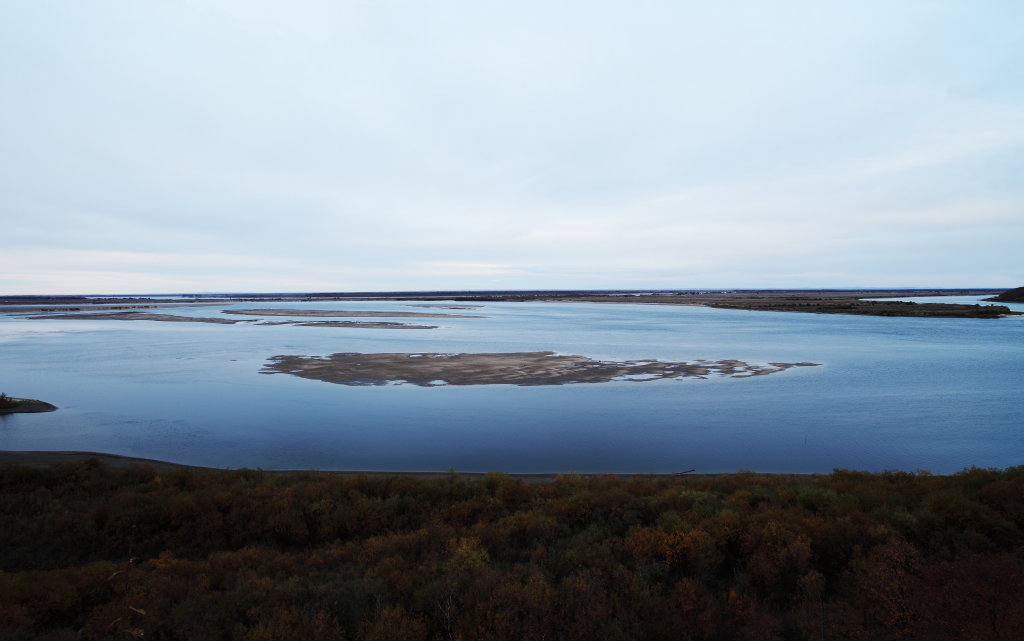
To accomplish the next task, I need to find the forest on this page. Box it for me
[1,460,1022,640]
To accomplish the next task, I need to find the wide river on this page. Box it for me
[2,297,1022,474]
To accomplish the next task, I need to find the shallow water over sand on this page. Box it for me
[1,298,1022,473]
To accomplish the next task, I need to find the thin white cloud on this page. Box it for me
[412,262,527,277]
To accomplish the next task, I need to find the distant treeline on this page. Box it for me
[1,461,1022,640]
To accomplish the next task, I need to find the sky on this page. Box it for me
[1,1,1022,294]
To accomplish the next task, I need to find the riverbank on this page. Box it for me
[0,397,57,414]
[0,450,710,481]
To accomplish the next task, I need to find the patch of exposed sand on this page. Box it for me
[261,351,820,386]
[27,312,245,324]
[223,308,484,319]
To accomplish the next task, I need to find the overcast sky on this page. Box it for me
[2,1,1022,294]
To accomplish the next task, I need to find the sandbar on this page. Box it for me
[23,312,435,329]
[223,308,484,319]
[409,304,485,310]
[27,312,246,324]
[262,351,819,386]
[3,303,220,314]
[257,320,437,329]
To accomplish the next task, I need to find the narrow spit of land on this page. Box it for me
[985,285,1024,302]
[20,311,437,329]
[0,397,57,414]
[255,320,438,329]
[222,308,485,319]
[26,311,246,324]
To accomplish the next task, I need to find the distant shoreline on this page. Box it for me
[2,288,1016,319]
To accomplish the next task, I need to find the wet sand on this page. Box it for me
[223,308,485,319]
[262,351,819,386]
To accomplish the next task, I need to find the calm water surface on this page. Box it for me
[2,298,1021,473]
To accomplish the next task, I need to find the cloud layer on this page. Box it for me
[2,1,1022,293]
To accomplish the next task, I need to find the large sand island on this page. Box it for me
[262,351,819,386]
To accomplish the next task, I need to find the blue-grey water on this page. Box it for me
[2,297,1022,473]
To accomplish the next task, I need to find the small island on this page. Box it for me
[0,393,57,414]
[262,351,820,386]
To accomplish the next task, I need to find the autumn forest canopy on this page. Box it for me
[2,461,1023,640]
